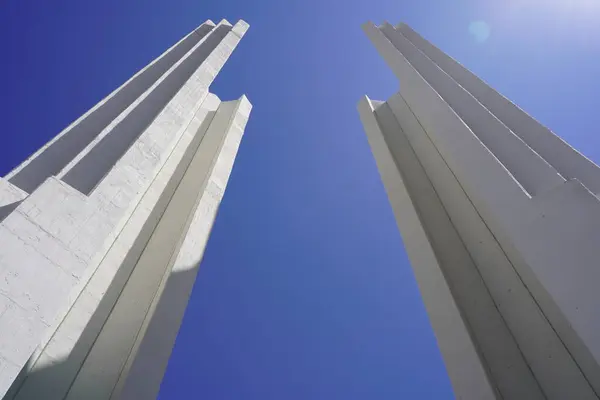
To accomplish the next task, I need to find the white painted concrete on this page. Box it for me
[62,97,249,400]
[378,22,564,197]
[0,179,27,207]
[396,22,600,196]
[386,90,593,398]
[359,97,499,400]
[379,97,550,398]
[116,96,251,400]
[361,21,600,399]
[9,93,222,400]
[6,22,216,195]
[59,20,233,194]
[0,20,250,399]
[0,179,27,221]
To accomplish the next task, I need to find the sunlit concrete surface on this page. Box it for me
[360,21,600,400]
[0,19,250,400]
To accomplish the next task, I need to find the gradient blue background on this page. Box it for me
[1,0,599,398]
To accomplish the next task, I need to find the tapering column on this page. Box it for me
[396,22,600,195]
[359,96,501,400]
[6,22,216,195]
[0,19,250,399]
[360,21,600,399]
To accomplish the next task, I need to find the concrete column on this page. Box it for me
[0,20,249,398]
[63,97,249,400]
[396,22,600,195]
[378,22,564,197]
[117,96,251,400]
[0,179,27,221]
[6,21,216,195]
[362,21,531,230]
[361,20,600,399]
[358,96,499,400]
[59,20,235,195]
[6,93,220,400]
[386,91,596,399]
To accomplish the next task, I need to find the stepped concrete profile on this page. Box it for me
[360,21,600,400]
[0,19,251,399]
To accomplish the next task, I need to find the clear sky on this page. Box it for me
[1,0,599,398]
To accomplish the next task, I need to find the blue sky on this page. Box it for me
[1,0,600,398]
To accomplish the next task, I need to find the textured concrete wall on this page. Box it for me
[9,93,220,400]
[0,179,26,221]
[60,22,233,194]
[359,97,499,400]
[395,22,600,195]
[377,22,564,197]
[117,96,251,400]
[0,19,250,399]
[361,21,600,399]
[64,97,248,400]
[6,22,216,195]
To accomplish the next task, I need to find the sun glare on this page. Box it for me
[514,0,600,17]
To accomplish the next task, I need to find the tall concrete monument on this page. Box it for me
[0,19,251,399]
[359,21,600,399]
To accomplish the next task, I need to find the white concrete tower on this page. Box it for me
[359,21,600,400]
[0,19,251,399]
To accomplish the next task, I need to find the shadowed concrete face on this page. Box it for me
[5,96,250,400]
[4,263,202,400]
[60,23,233,195]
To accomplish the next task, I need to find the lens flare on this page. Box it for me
[469,20,491,43]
